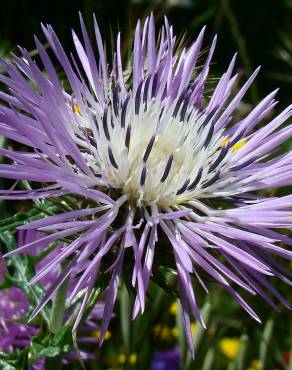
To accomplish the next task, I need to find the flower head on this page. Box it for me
[1,13,292,354]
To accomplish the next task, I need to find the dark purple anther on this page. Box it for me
[203,121,215,148]
[230,157,256,171]
[176,179,190,195]
[143,75,152,104]
[173,94,184,117]
[102,109,110,140]
[202,171,220,188]
[108,146,118,169]
[88,135,97,149]
[140,166,147,185]
[200,108,217,129]
[226,129,246,150]
[180,94,191,122]
[151,72,158,98]
[208,147,228,173]
[125,125,131,149]
[135,80,144,115]
[93,114,99,132]
[143,136,156,162]
[188,167,203,190]
[113,84,119,117]
[121,95,130,128]
[161,154,173,182]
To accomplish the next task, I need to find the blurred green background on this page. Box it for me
[0,1,291,369]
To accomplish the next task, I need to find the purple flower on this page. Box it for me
[0,287,44,370]
[151,348,181,370]
[0,13,291,354]
[0,287,38,353]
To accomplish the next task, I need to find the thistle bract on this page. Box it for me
[0,13,291,354]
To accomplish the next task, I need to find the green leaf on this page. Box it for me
[0,359,16,370]
[259,317,274,370]
[0,351,28,370]
[29,323,72,362]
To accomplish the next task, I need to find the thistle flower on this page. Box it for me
[0,13,292,354]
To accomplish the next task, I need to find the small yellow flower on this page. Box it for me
[160,326,172,340]
[129,353,137,365]
[219,337,240,360]
[153,324,161,337]
[118,354,127,364]
[92,330,111,340]
[171,326,179,338]
[249,359,261,370]
[169,301,178,315]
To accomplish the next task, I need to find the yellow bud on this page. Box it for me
[171,326,179,338]
[160,326,171,340]
[118,354,127,364]
[153,324,161,336]
[129,353,137,365]
[169,301,178,315]
[250,359,261,369]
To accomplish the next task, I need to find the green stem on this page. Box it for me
[50,276,69,334]
[120,284,131,355]
[45,276,69,370]
[236,334,249,370]
[259,317,274,370]
[202,347,215,370]
[45,355,62,370]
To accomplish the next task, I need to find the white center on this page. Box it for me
[87,96,226,208]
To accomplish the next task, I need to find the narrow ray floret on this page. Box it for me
[0,13,292,355]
